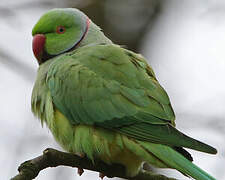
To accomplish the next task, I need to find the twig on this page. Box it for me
[11,148,178,180]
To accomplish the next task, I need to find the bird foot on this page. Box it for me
[76,152,85,158]
[76,153,85,176]
[77,168,84,176]
[99,172,105,179]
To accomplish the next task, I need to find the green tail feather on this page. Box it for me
[139,141,216,180]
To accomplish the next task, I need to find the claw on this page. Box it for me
[77,168,84,176]
[99,172,105,179]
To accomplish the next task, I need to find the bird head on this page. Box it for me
[32,8,90,64]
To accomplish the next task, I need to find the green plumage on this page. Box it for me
[32,8,217,180]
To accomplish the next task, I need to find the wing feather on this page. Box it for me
[46,44,216,154]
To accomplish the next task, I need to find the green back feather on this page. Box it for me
[41,44,216,154]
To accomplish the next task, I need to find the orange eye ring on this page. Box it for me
[56,26,66,34]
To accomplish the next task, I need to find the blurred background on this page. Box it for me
[1,0,225,179]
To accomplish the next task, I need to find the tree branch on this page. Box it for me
[11,148,177,180]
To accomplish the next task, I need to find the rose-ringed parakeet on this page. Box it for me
[31,8,217,180]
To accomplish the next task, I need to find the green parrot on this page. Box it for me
[31,8,217,180]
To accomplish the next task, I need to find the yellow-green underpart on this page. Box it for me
[52,109,167,177]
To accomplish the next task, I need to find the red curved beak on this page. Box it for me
[32,34,46,63]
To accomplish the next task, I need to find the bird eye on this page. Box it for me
[56,26,66,34]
